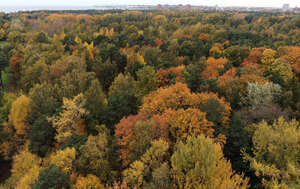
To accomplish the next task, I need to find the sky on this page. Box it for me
[1,0,300,8]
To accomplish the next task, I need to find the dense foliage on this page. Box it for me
[0,9,299,188]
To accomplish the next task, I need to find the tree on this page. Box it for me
[20,60,49,93]
[49,147,76,173]
[74,174,104,189]
[243,117,300,189]
[245,82,281,110]
[189,92,231,142]
[0,50,8,88]
[201,57,227,79]
[29,115,55,157]
[9,95,31,136]
[9,56,21,82]
[171,135,249,189]
[162,108,214,141]
[184,58,206,92]
[264,58,294,85]
[125,51,145,79]
[123,140,171,189]
[58,134,88,151]
[261,49,276,65]
[76,131,113,184]
[108,73,136,98]
[0,28,5,40]
[115,114,168,167]
[48,93,88,143]
[143,47,161,68]
[134,66,159,101]
[141,83,192,116]
[8,150,41,189]
[56,70,97,99]
[92,59,118,92]
[103,73,138,129]
[33,165,69,189]
[223,45,250,67]
[35,32,49,43]
[84,79,106,120]
[49,55,86,80]
[28,83,60,122]
[0,93,17,123]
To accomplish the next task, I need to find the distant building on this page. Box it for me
[282,4,290,12]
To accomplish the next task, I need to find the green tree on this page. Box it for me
[224,46,250,67]
[103,73,138,129]
[76,131,113,184]
[28,83,60,122]
[134,66,159,101]
[184,58,206,92]
[143,47,161,68]
[0,50,8,88]
[33,165,69,189]
[29,115,55,157]
[84,79,106,120]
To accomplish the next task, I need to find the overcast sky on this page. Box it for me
[1,0,300,8]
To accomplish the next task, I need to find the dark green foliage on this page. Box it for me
[102,95,138,131]
[134,66,159,101]
[264,69,286,87]
[184,59,206,92]
[28,83,60,123]
[33,165,69,189]
[144,47,162,68]
[0,50,8,70]
[224,45,250,67]
[198,98,227,138]
[199,98,224,125]
[35,32,49,43]
[58,135,88,151]
[84,79,106,120]
[29,115,55,157]
[0,50,8,87]
[92,60,118,92]
[99,45,127,73]
[223,113,251,173]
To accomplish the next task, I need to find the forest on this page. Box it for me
[0,9,299,189]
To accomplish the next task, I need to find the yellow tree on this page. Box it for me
[171,135,249,189]
[162,108,214,141]
[9,95,31,136]
[74,174,104,189]
[49,147,76,173]
[243,117,300,189]
[261,49,276,65]
[7,150,41,189]
[123,140,170,189]
[48,93,88,143]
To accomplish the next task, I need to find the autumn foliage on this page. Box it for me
[1,9,300,189]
